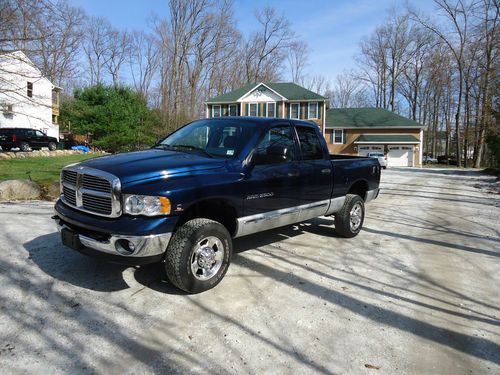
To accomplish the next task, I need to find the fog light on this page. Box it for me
[115,239,136,255]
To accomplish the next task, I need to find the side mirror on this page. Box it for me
[251,145,289,165]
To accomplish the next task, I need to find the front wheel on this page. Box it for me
[335,194,365,238]
[48,142,57,151]
[20,142,30,152]
[165,218,232,293]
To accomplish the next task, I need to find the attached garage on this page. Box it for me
[387,145,414,167]
[354,134,420,167]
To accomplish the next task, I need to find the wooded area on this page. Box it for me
[1,0,498,166]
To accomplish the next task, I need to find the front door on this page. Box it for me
[237,124,301,236]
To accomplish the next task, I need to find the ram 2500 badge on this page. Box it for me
[53,117,380,293]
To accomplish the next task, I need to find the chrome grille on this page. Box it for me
[60,166,121,217]
[82,175,111,193]
[82,193,112,215]
[62,185,76,206]
[62,170,77,186]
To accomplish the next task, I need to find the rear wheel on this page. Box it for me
[335,194,365,238]
[48,142,57,151]
[20,142,30,152]
[165,218,232,293]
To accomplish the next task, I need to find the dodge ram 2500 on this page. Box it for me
[53,117,380,293]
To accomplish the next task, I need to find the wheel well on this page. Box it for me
[176,199,238,236]
[348,180,369,201]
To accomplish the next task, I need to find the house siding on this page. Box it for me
[326,128,422,166]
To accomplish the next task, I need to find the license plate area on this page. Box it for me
[61,228,83,250]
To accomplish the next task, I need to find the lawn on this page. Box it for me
[0,154,100,189]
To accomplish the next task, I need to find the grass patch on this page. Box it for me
[0,154,100,189]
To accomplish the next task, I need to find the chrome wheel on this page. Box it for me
[349,203,363,231]
[190,236,224,281]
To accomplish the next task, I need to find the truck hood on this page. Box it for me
[79,149,226,184]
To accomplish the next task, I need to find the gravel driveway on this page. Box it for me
[1,168,499,374]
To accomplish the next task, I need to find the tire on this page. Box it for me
[165,218,232,293]
[383,166,387,169]
[335,194,365,238]
[20,142,30,152]
[48,142,57,151]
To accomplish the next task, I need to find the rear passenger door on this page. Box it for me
[294,125,333,206]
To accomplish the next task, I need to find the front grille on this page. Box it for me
[62,170,77,186]
[82,175,111,193]
[60,167,121,217]
[62,185,76,206]
[82,193,112,215]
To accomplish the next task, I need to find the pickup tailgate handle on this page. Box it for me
[321,168,331,174]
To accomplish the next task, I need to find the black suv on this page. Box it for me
[0,128,58,151]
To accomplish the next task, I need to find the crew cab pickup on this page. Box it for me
[53,117,380,293]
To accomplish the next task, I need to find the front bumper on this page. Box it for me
[54,199,177,264]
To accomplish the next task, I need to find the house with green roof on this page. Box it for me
[325,108,424,167]
[205,82,328,131]
[206,83,425,167]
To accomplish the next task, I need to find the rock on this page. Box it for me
[0,153,10,160]
[46,181,60,200]
[0,180,42,200]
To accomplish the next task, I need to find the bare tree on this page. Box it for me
[287,40,308,83]
[243,6,295,83]
[83,17,113,85]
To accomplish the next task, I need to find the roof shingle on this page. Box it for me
[326,108,424,129]
[206,82,326,103]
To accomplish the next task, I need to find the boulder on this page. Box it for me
[0,180,42,200]
[0,153,10,160]
[46,181,60,200]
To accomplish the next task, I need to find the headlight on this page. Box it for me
[123,195,171,216]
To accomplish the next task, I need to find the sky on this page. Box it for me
[70,0,438,83]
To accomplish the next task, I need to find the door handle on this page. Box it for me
[288,171,300,177]
[321,168,331,174]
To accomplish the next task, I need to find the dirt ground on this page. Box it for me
[0,168,499,374]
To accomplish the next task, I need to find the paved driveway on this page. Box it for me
[0,168,499,374]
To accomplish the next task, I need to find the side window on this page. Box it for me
[35,130,45,136]
[254,125,296,163]
[296,126,324,160]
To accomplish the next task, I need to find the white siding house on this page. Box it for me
[0,51,60,138]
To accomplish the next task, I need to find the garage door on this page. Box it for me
[387,145,413,167]
[358,145,384,156]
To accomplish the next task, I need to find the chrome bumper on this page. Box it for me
[365,188,380,203]
[54,217,171,258]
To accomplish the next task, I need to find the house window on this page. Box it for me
[266,102,276,117]
[229,104,237,116]
[212,105,221,117]
[290,103,300,119]
[308,102,318,119]
[249,103,258,116]
[27,82,33,98]
[330,129,343,144]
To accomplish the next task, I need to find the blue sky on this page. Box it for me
[71,0,437,82]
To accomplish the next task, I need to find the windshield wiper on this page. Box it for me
[170,144,214,158]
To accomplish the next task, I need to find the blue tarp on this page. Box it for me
[71,145,91,153]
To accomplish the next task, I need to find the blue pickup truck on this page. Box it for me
[54,117,380,293]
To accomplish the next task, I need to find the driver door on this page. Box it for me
[238,124,301,235]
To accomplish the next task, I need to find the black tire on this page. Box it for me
[165,218,232,293]
[383,166,387,169]
[48,142,57,151]
[335,194,365,238]
[20,142,30,152]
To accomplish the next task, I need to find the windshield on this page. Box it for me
[155,119,257,158]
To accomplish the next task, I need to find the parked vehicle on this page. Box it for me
[0,128,58,151]
[367,152,387,169]
[437,155,457,165]
[423,155,438,164]
[53,117,381,293]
